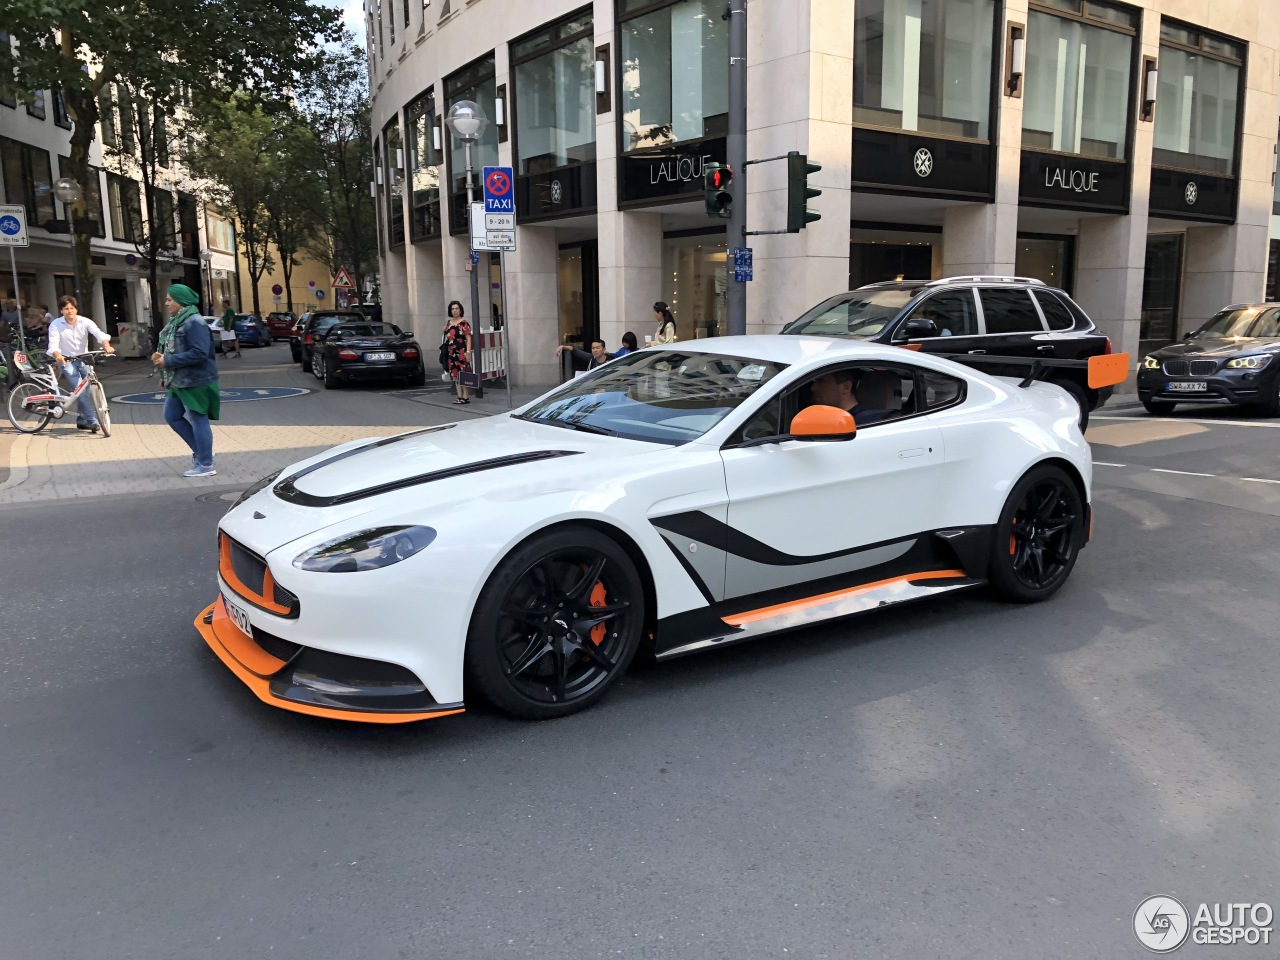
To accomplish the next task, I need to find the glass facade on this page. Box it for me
[405,89,442,241]
[445,55,499,224]
[664,234,726,338]
[854,0,996,140]
[106,172,142,244]
[1,136,55,226]
[1022,6,1134,159]
[619,0,727,152]
[1140,234,1184,349]
[1153,24,1243,176]
[513,13,595,175]
[1015,235,1074,292]
[384,117,405,246]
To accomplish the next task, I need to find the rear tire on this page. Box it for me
[407,365,426,387]
[6,382,51,433]
[1143,399,1177,416]
[988,464,1084,604]
[90,382,111,437]
[465,527,645,719]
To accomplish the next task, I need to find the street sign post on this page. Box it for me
[1,205,30,353]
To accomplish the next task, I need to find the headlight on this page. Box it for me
[231,470,280,511]
[292,526,437,573]
[1142,356,1160,369]
[1227,355,1272,370]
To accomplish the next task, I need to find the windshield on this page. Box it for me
[515,350,787,446]
[1193,308,1280,339]
[784,287,922,338]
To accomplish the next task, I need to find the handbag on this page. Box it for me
[438,336,450,370]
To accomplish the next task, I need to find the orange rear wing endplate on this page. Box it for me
[1088,353,1129,389]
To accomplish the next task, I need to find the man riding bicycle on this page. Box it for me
[46,295,115,433]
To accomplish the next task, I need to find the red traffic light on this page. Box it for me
[711,167,731,189]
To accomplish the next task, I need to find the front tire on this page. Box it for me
[7,382,52,433]
[1143,399,1177,416]
[465,527,646,719]
[90,382,111,437]
[988,464,1084,604]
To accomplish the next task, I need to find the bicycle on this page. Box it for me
[6,350,113,437]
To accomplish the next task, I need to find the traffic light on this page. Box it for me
[786,152,822,232]
[704,162,733,219]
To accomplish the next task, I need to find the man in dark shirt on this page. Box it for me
[555,338,613,372]
[808,369,893,426]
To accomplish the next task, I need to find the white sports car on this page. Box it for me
[195,336,1107,723]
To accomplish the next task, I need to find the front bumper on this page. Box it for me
[1136,368,1273,405]
[332,360,421,381]
[195,596,465,724]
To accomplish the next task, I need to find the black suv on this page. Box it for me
[290,310,365,371]
[782,276,1114,427]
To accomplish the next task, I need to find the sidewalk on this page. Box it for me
[0,349,541,506]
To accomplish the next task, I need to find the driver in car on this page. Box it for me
[807,369,894,427]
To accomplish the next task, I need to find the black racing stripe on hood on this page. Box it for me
[279,424,454,486]
[273,450,582,507]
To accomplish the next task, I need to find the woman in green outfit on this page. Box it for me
[152,283,221,477]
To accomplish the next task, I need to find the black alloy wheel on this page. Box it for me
[466,527,645,719]
[988,464,1084,603]
[312,353,325,381]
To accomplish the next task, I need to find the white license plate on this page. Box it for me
[365,351,395,361]
[223,592,252,637]
[1167,381,1208,392]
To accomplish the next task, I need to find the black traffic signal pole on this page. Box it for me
[725,0,747,336]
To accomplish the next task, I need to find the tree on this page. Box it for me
[263,117,321,318]
[187,94,276,320]
[0,1,339,299]
[297,40,378,302]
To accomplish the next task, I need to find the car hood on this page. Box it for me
[1148,337,1280,358]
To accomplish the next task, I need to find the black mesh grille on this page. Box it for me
[1163,360,1188,376]
[228,538,267,589]
[1190,359,1218,376]
[252,627,304,663]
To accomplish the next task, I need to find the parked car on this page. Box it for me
[292,310,365,371]
[234,314,272,347]
[1137,303,1280,415]
[199,336,1104,723]
[781,276,1118,429]
[308,321,427,389]
[265,311,295,338]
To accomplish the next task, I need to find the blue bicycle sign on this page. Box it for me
[0,216,20,235]
[0,204,28,246]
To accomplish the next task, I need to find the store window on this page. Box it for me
[383,116,405,247]
[619,0,727,152]
[445,54,499,232]
[1140,234,1183,350]
[405,89,442,241]
[1015,235,1075,292]
[664,232,726,339]
[513,11,595,174]
[1154,23,1244,176]
[1022,1,1136,159]
[854,0,997,141]
[0,136,55,226]
[106,173,142,243]
[57,157,106,238]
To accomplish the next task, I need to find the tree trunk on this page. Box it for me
[62,85,101,307]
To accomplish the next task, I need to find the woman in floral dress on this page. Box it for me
[444,300,473,404]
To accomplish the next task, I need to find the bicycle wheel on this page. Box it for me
[90,381,111,437]
[7,382,52,433]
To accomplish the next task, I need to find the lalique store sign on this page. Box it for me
[1019,151,1128,212]
[620,137,726,205]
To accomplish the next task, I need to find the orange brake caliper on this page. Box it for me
[589,581,608,645]
[1009,518,1017,556]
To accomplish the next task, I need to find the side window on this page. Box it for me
[796,362,918,429]
[978,289,1044,334]
[1033,290,1075,331]
[905,291,978,337]
[918,369,965,411]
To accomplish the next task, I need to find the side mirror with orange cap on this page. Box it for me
[788,404,857,441]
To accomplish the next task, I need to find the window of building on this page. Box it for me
[383,116,406,247]
[1153,22,1244,176]
[403,0,410,30]
[57,157,106,238]
[663,232,727,338]
[619,0,727,153]
[1022,0,1136,160]
[0,34,14,108]
[1266,240,1279,303]
[1015,235,1075,292]
[375,0,384,60]
[117,88,137,155]
[52,90,71,128]
[854,0,997,141]
[1,136,56,226]
[150,188,176,248]
[444,55,499,229]
[387,0,395,45]
[978,288,1045,333]
[512,11,595,175]
[98,86,119,149]
[106,173,142,244]
[26,89,47,120]
[206,211,235,253]
[405,89,442,241]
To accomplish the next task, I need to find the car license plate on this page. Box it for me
[1167,381,1207,392]
[223,592,252,637]
[365,351,395,361]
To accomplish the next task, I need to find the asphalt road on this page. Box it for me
[2,401,1278,959]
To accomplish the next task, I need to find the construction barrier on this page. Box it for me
[477,327,506,381]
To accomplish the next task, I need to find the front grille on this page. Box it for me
[1163,359,1218,377]
[219,533,299,618]
[228,538,267,589]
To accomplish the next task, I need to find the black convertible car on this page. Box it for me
[1138,303,1280,415]
[308,321,427,389]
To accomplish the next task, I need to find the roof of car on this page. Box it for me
[643,334,946,367]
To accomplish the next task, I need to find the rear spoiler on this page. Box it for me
[929,351,1131,390]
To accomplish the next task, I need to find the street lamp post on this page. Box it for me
[52,177,84,307]
[200,250,214,313]
[444,100,489,398]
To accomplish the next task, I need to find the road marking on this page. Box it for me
[1240,477,1280,485]
[1093,415,1280,429]
[1150,468,1216,478]
[1093,461,1127,467]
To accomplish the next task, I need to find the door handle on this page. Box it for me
[898,448,926,459]
[967,349,986,355]
[1036,345,1054,354]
